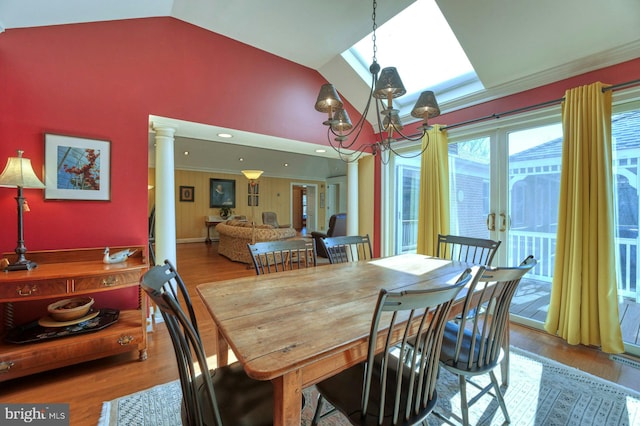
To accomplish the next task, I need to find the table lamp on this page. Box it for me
[0,150,46,271]
[241,169,263,244]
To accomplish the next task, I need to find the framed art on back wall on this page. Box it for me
[180,186,194,202]
[44,133,111,201]
[210,178,236,208]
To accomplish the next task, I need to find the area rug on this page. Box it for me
[99,347,640,425]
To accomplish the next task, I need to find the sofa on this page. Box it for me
[311,213,347,258]
[216,219,297,264]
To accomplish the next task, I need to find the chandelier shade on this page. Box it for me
[411,90,441,120]
[314,0,441,164]
[315,84,344,126]
[332,109,353,133]
[373,67,407,100]
[383,111,404,131]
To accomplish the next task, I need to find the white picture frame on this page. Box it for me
[44,133,111,201]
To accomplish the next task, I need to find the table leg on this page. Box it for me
[272,369,303,425]
[215,327,229,368]
[205,223,213,244]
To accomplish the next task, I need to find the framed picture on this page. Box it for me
[320,192,325,209]
[248,183,259,195]
[180,185,194,202]
[248,195,259,206]
[44,133,111,200]
[210,178,236,208]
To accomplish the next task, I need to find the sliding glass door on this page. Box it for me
[447,122,562,328]
[385,96,640,354]
[448,122,562,265]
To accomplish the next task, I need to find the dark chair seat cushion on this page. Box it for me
[315,356,437,426]
[184,362,274,426]
[439,322,503,375]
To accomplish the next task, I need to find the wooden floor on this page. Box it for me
[2,242,640,426]
[511,278,640,346]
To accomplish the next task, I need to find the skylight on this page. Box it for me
[348,0,483,110]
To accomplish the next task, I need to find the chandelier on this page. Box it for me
[315,0,441,163]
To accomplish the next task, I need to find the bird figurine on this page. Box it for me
[103,247,137,264]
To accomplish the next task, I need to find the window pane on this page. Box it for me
[613,109,640,301]
[449,137,490,238]
[394,156,421,254]
[508,124,562,277]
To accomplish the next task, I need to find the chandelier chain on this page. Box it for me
[371,0,378,65]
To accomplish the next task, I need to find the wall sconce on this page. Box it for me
[0,150,46,271]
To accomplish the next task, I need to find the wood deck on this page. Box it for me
[510,278,640,346]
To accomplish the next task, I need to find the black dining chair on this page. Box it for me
[318,234,373,264]
[311,268,475,426]
[437,256,537,426]
[437,234,501,266]
[436,234,502,362]
[247,239,317,275]
[141,260,296,426]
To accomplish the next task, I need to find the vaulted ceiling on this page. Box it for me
[2,0,638,179]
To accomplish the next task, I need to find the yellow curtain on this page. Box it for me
[544,82,623,354]
[416,125,450,256]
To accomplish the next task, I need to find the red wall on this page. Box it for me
[0,17,373,254]
[1,16,637,257]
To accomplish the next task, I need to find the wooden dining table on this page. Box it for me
[196,253,476,425]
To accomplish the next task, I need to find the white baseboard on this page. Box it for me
[176,238,209,244]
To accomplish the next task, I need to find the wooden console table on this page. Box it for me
[205,216,225,244]
[0,246,148,382]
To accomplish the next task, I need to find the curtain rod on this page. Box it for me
[438,78,640,131]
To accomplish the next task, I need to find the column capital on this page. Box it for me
[150,123,177,138]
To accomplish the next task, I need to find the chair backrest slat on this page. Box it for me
[141,260,222,426]
[247,239,317,275]
[320,234,373,264]
[361,268,473,424]
[437,234,501,266]
[448,256,537,372]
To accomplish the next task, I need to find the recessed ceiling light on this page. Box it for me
[283,163,289,167]
[218,133,233,138]
[184,151,189,155]
[315,149,326,153]
[239,157,244,162]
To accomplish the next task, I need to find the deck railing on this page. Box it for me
[510,230,638,301]
[400,225,638,301]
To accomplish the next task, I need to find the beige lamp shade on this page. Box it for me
[241,170,264,181]
[0,150,45,189]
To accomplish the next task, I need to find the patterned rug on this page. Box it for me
[99,347,640,425]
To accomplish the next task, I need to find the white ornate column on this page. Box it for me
[152,124,177,267]
[347,160,359,235]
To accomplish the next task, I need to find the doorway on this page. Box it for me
[291,184,317,234]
